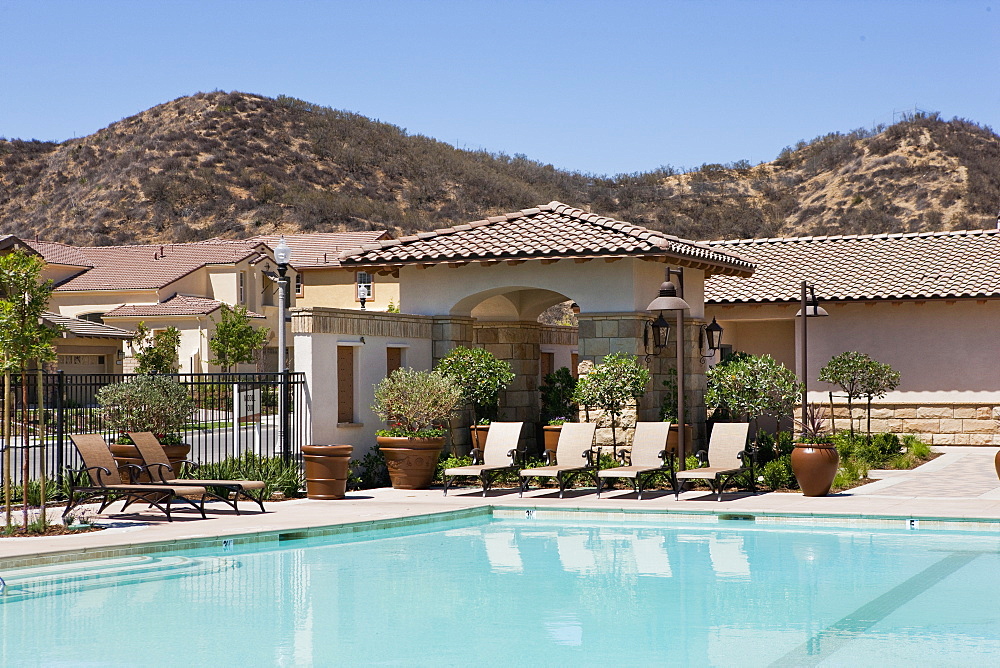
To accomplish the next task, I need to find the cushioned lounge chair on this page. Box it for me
[519,422,598,498]
[596,421,675,499]
[127,431,267,514]
[443,422,524,496]
[674,422,754,501]
[65,434,208,522]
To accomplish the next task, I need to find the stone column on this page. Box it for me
[474,321,541,452]
[431,316,474,366]
[577,312,708,452]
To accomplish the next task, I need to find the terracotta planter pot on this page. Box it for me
[791,443,840,497]
[543,425,562,452]
[377,436,444,490]
[995,449,1000,481]
[302,444,354,500]
[666,424,693,457]
[470,425,490,452]
[110,442,191,483]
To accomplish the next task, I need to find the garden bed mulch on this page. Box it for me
[1,524,104,538]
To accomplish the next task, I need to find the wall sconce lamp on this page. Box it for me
[644,279,689,355]
[699,316,724,363]
[358,284,369,310]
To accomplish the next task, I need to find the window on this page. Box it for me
[295,272,304,297]
[356,272,373,302]
[238,272,246,304]
[58,354,106,366]
[386,347,403,376]
[337,346,355,423]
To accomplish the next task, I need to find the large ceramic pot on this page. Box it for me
[377,436,444,490]
[470,425,490,452]
[995,449,1000,481]
[542,425,562,452]
[791,443,840,497]
[666,424,693,457]
[302,444,354,499]
[110,442,191,483]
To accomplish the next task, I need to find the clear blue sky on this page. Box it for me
[2,0,998,175]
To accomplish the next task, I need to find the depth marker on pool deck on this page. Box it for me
[770,552,979,667]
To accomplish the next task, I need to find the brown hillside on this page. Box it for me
[1,91,998,245]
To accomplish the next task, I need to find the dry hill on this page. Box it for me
[1,91,998,245]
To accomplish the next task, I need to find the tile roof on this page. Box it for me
[42,312,134,339]
[249,231,390,268]
[103,294,264,318]
[338,202,754,276]
[25,239,270,291]
[704,229,1000,303]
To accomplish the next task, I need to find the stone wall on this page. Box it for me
[825,402,1000,446]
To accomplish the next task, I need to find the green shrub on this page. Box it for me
[832,457,869,490]
[760,456,794,491]
[349,446,389,490]
[96,375,195,442]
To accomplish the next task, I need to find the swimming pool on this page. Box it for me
[2,513,999,666]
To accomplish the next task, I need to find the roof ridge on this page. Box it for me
[708,227,1000,246]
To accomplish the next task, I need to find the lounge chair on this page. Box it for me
[443,422,525,496]
[519,422,598,498]
[674,422,754,501]
[65,434,208,522]
[596,421,675,499]
[127,432,267,514]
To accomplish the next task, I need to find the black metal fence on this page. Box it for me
[0,371,307,486]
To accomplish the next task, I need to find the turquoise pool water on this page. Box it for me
[2,515,999,666]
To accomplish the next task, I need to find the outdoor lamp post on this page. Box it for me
[358,284,369,310]
[274,236,292,461]
[646,277,691,468]
[795,281,829,431]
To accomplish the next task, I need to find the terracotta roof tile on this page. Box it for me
[103,294,264,318]
[27,239,269,291]
[249,231,389,269]
[704,229,1000,302]
[339,201,753,276]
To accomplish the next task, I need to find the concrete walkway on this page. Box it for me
[2,446,999,567]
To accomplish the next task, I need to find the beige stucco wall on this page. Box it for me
[397,260,706,319]
[296,267,400,312]
[707,298,1000,403]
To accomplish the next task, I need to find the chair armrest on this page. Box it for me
[145,462,175,482]
[694,449,709,467]
[507,447,526,466]
[737,449,754,466]
[470,448,484,465]
[542,449,557,465]
[585,448,599,467]
[615,449,630,466]
[78,465,113,485]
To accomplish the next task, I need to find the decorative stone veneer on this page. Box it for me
[824,402,1000,446]
[473,321,541,451]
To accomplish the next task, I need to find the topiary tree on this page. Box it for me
[208,304,269,372]
[372,368,462,437]
[819,351,900,438]
[435,346,515,425]
[706,353,801,429]
[572,352,650,456]
[96,375,196,445]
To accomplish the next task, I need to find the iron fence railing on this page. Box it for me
[0,371,307,486]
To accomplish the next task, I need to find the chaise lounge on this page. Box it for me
[127,431,268,514]
[519,422,598,498]
[443,422,525,496]
[596,421,675,499]
[66,434,209,522]
[674,422,753,501]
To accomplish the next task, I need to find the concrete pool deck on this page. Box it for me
[2,445,999,567]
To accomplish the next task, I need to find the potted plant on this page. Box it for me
[435,346,515,452]
[790,403,839,496]
[95,374,196,482]
[572,352,650,458]
[540,366,577,452]
[372,368,462,489]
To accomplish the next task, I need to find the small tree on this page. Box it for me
[0,250,59,529]
[706,354,801,429]
[540,367,577,424]
[372,368,462,437]
[131,322,181,374]
[435,346,515,425]
[208,304,269,372]
[819,352,899,438]
[572,352,650,456]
